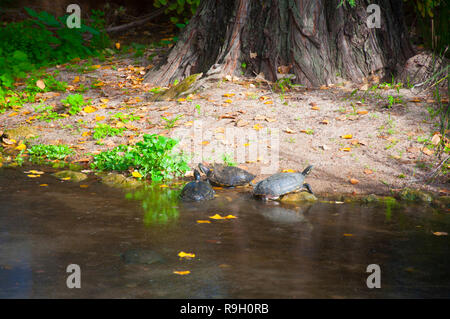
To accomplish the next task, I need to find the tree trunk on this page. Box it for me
[144,0,414,87]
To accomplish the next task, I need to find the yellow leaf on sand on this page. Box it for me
[173,271,190,275]
[284,128,297,134]
[83,106,97,113]
[224,99,233,104]
[178,252,196,259]
[253,124,263,131]
[95,115,105,122]
[223,93,235,97]
[177,98,186,102]
[15,144,26,151]
[311,106,320,110]
[422,147,434,156]
[349,178,359,185]
[197,220,211,224]
[8,112,18,117]
[341,134,353,139]
[282,169,296,173]
[132,171,142,178]
[357,110,368,115]
[25,170,44,175]
[81,131,91,137]
[73,76,80,83]
[264,100,273,105]
[209,214,226,220]
[202,141,210,145]
[100,98,110,103]
[340,147,351,152]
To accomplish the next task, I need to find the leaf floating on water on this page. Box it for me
[335,201,344,204]
[27,174,41,178]
[173,270,190,275]
[209,214,226,220]
[39,184,48,187]
[178,251,196,259]
[224,215,237,219]
[79,185,89,188]
[343,233,354,237]
[432,232,448,236]
[197,220,211,224]
[61,177,71,180]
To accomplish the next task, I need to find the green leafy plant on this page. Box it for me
[161,114,183,129]
[222,153,237,166]
[33,104,65,122]
[112,112,140,123]
[28,144,74,160]
[92,123,125,140]
[60,94,89,115]
[153,0,200,25]
[91,134,190,181]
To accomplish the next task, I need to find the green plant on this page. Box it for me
[61,94,89,115]
[91,134,190,181]
[161,114,183,129]
[195,104,201,116]
[33,103,64,122]
[112,112,140,123]
[92,123,125,140]
[28,144,74,160]
[222,153,237,166]
[153,0,200,25]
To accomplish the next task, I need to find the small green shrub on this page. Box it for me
[93,123,125,140]
[91,134,189,181]
[61,94,89,115]
[28,144,74,160]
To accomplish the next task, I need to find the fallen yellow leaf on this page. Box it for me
[223,93,235,97]
[209,214,226,220]
[39,184,48,187]
[83,106,97,113]
[340,147,351,152]
[178,252,196,259]
[95,115,105,122]
[132,171,142,178]
[173,270,190,275]
[25,170,44,175]
[79,185,89,188]
[15,144,26,151]
[341,134,353,139]
[197,220,211,224]
[282,169,296,173]
[27,174,40,178]
[432,232,448,236]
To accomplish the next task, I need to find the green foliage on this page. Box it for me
[222,153,237,167]
[25,71,68,93]
[93,123,125,140]
[153,0,200,25]
[33,104,64,122]
[61,94,89,115]
[28,144,74,160]
[161,114,183,129]
[112,112,140,123]
[0,7,108,89]
[91,134,189,181]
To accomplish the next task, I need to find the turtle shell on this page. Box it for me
[200,164,255,187]
[180,170,215,201]
[253,172,306,198]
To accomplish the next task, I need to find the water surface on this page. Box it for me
[0,167,449,298]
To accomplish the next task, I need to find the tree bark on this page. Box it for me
[144,0,414,87]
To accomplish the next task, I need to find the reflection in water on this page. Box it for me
[0,167,450,298]
[125,184,181,226]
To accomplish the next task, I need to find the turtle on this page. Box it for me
[252,165,314,200]
[198,163,255,187]
[180,169,215,201]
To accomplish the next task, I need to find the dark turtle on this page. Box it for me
[252,165,314,200]
[198,163,255,187]
[180,169,215,201]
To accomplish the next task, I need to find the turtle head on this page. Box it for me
[193,169,201,181]
[198,163,210,175]
[301,165,313,176]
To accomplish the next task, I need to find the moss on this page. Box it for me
[4,126,38,141]
[279,192,318,203]
[398,188,433,202]
[101,173,143,189]
[53,170,88,182]
[149,73,202,101]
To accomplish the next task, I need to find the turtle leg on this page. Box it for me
[303,183,314,194]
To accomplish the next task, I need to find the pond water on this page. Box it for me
[0,167,449,298]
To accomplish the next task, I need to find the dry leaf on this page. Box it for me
[341,134,353,139]
[173,270,190,275]
[36,80,46,90]
[421,147,434,156]
[350,178,359,185]
[197,220,211,224]
[363,169,373,175]
[284,128,296,134]
[178,252,195,259]
[357,110,368,115]
[236,120,249,127]
[432,232,448,236]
